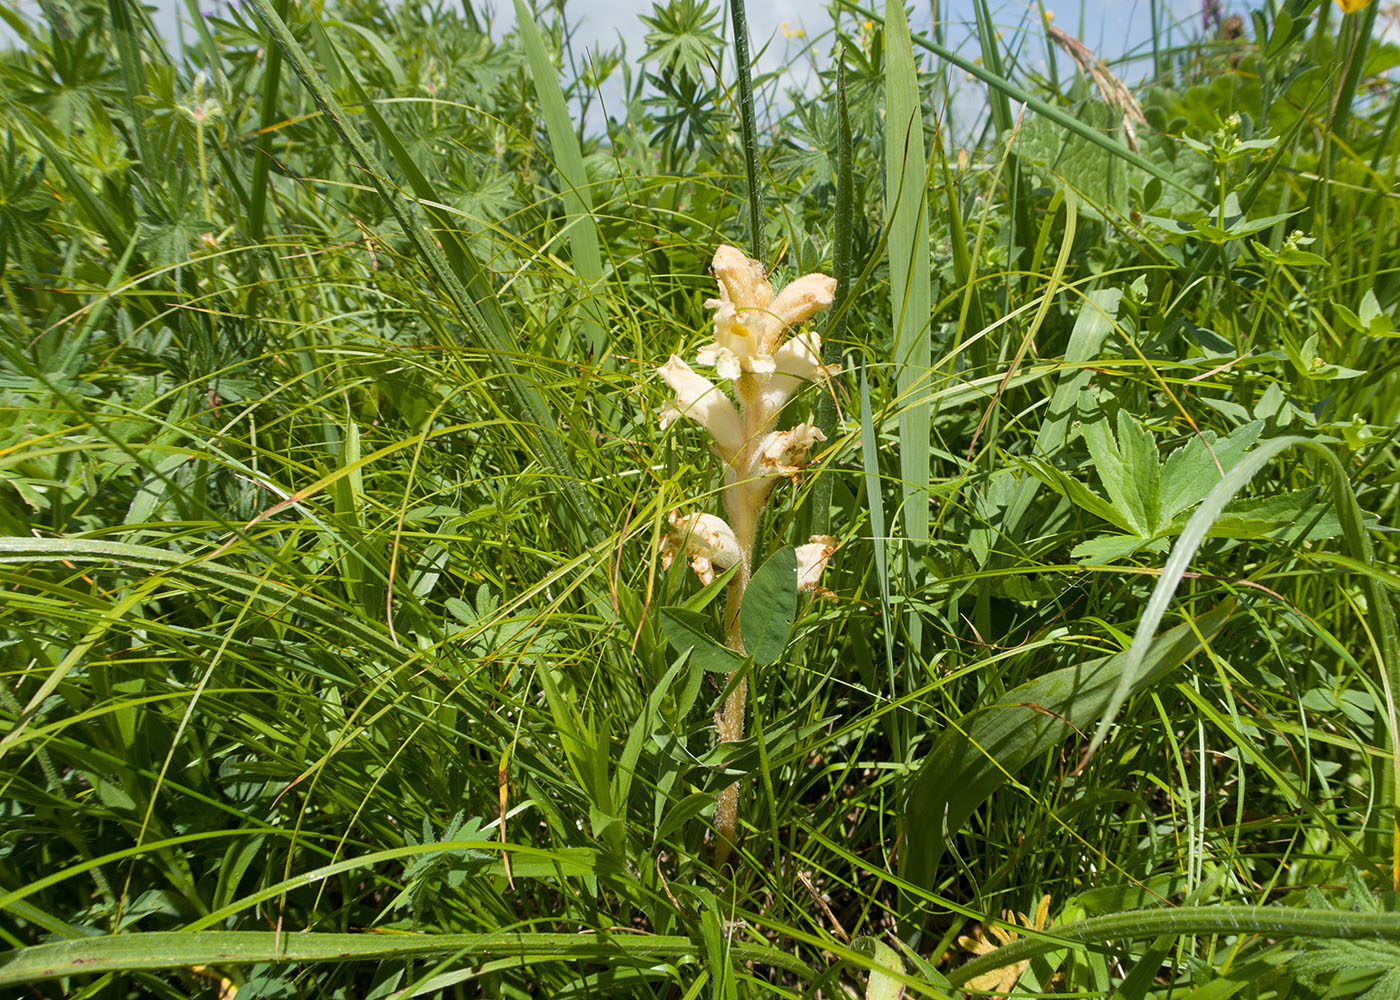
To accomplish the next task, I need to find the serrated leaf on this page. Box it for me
[1020,456,1140,535]
[1070,533,1160,564]
[1079,405,1160,535]
[1158,420,1263,520]
[741,547,797,666]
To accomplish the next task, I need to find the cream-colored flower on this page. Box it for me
[699,245,836,380]
[658,355,745,460]
[795,535,838,593]
[659,511,742,584]
[756,424,827,480]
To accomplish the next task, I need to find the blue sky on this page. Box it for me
[1,0,1210,76]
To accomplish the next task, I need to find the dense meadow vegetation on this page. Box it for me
[1,0,1399,994]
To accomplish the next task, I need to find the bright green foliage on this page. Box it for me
[0,0,1399,996]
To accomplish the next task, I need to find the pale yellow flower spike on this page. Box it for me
[653,244,841,866]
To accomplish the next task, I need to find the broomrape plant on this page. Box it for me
[656,244,839,862]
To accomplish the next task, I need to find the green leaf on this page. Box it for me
[1359,290,1397,337]
[1158,420,1264,521]
[901,601,1234,889]
[1020,456,1140,535]
[852,937,906,1000]
[514,0,606,358]
[1078,404,1161,536]
[660,608,745,673]
[1069,533,1160,564]
[740,547,797,666]
[0,930,811,988]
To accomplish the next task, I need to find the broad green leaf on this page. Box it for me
[853,937,906,1000]
[741,547,797,666]
[902,601,1233,889]
[660,608,745,674]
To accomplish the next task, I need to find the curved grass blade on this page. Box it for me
[901,601,1234,890]
[947,904,1400,988]
[1085,436,1399,774]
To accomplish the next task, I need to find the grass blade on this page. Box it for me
[883,0,932,716]
[729,0,764,260]
[515,0,607,359]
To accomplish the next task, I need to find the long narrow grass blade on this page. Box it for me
[729,0,764,260]
[883,0,932,692]
[0,930,811,988]
[812,59,854,534]
[515,0,607,359]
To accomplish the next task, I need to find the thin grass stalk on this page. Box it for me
[811,60,853,535]
[729,0,765,261]
[247,0,291,244]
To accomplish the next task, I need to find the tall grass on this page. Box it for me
[0,0,1398,995]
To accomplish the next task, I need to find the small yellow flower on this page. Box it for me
[1334,0,1371,11]
[957,895,1052,999]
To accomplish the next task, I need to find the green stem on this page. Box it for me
[729,0,765,261]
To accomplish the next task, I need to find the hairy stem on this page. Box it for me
[715,453,760,864]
